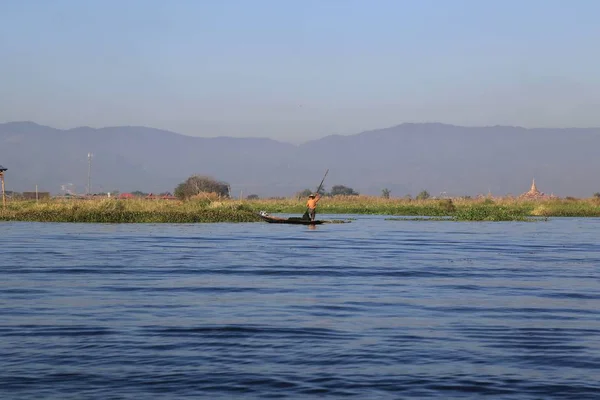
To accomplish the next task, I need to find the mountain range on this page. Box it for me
[1,121,599,197]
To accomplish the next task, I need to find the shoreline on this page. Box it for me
[1,197,600,223]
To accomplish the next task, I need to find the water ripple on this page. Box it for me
[1,217,599,399]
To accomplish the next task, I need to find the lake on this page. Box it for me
[1,216,599,399]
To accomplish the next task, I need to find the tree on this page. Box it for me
[174,175,230,200]
[330,185,359,196]
[381,188,391,199]
[594,192,600,199]
[297,186,327,198]
[246,194,259,200]
[416,190,430,200]
[296,188,313,198]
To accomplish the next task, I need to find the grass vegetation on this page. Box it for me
[1,195,600,223]
[0,198,261,223]
[250,195,600,220]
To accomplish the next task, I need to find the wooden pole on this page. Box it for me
[315,169,329,195]
[1,172,5,209]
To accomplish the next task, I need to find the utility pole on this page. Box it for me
[0,165,6,209]
[87,153,93,195]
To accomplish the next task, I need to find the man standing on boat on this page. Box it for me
[306,193,321,221]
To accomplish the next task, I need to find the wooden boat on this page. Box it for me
[258,211,324,225]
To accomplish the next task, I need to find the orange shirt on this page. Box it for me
[306,197,320,208]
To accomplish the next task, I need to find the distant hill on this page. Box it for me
[1,121,599,197]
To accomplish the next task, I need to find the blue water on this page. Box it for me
[1,216,599,399]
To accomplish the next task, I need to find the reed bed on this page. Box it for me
[0,199,261,223]
[246,196,600,220]
[1,196,600,223]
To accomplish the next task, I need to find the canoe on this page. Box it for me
[258,211,324,225]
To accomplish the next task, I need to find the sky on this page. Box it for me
[1,0,599,142]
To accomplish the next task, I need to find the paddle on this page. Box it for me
[303,169,328,220]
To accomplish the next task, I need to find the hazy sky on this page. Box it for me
[1,0,599,142]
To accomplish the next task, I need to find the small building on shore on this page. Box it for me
[22,191,51,200]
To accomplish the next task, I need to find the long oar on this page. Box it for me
[315,169,329,195]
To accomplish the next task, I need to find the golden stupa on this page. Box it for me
[520,179,552,199]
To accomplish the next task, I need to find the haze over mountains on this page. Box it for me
[1,121,599,198]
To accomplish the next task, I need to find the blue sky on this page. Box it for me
[1,0,599,142]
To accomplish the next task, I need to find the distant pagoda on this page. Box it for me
[519,179,553,199]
